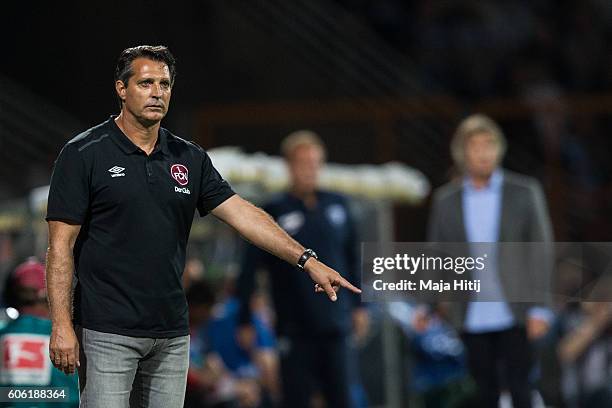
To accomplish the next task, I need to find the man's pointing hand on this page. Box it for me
[305,258,361,301]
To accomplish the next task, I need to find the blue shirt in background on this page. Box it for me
[462,170,516,333]
[205,298,275,378]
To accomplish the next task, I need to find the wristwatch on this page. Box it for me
[297,248,318,270]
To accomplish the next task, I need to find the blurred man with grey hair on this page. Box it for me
[428,114,553,408]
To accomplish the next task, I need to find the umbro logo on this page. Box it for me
[108,166,126,178]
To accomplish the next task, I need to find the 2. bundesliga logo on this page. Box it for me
[170,164,191,194]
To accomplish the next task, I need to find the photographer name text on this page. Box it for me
[372,278,481,293]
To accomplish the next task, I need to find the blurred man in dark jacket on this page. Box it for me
[237,131,368,408]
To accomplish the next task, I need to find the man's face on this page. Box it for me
[287,144,324,194]
[115,57,172,125]
[463,131,500,179]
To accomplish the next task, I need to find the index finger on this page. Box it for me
[339,277,362,294]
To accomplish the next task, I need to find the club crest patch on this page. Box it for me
[170,164,189,186]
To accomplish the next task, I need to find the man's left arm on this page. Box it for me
[526,180,555,340]
[211,195,361,301]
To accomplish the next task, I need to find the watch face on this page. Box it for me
[298,249,316,268]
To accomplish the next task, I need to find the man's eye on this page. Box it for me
[161,82,170,89]
[140,82,152,87]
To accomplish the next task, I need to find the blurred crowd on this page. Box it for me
[342,0,612,98]
[5,253,612,407]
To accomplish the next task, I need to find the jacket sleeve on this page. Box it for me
[526,180,555,310]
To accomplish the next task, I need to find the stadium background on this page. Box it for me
[2,1,612,407]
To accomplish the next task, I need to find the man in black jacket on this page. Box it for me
[238,131,368,408]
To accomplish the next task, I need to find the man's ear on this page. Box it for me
[115,80,127,103]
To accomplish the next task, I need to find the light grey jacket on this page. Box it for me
[427,169,554,329]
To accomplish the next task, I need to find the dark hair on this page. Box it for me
[114,45,177,87]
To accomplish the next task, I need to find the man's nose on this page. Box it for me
[151,83,163,97]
